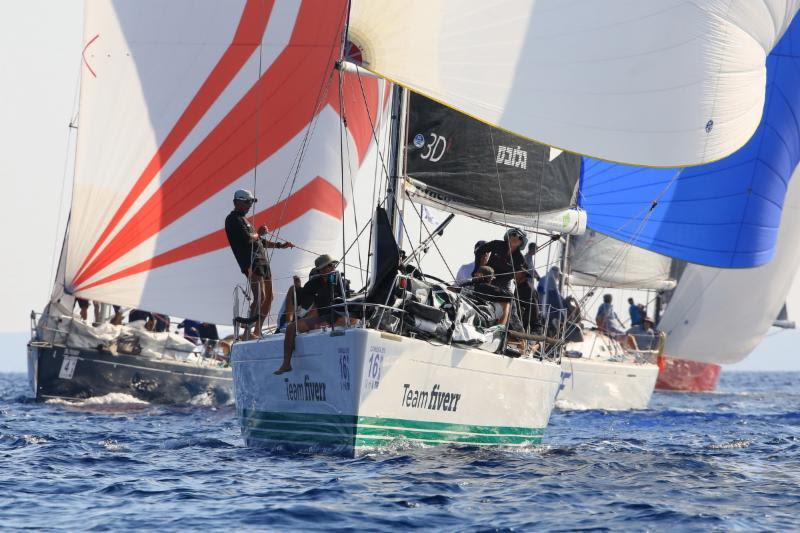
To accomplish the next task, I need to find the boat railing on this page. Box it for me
[281,273,567,361]
[29,311,230,365]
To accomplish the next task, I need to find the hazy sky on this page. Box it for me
[1,0,798,374]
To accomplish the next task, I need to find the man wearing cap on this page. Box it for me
[474,228,529,292]
[225,189,293,338]
[275,254,351,374]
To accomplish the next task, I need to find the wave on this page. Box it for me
[45,393,150,409]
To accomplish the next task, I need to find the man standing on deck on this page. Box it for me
[628,297,642,326]
[225,189,294,338]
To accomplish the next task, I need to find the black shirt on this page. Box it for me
[225,210,268,274]
[128,309,151,323]
[474,239,528,290]
[299,273,347,317]
[198,323,219,341]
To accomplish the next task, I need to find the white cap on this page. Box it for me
[233,189,257,202]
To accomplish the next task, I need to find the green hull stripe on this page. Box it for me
[239,409,544,448]
[240,409,544,437]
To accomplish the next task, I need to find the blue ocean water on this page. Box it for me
[1,371,798,530]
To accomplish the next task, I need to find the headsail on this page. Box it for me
[567,231,675,291]
[579,13,800,269]
[64,0,390,324]
[658,165,800,364]
[405,92,585,234]
[349,0,800,167]
[774,261,800,328]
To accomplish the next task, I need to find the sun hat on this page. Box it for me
[314,254,338,270]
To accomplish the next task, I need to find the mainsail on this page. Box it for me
[63,0,390,324]
[567,231,675,291]
[579,12,800,269]
[404,93,585,234]
[658,166,800,364]
[348,0,800,167]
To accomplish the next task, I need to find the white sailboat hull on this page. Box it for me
[232,328,561,456]
[558,331,659,411]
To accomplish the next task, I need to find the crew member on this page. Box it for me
[276,254,353,375]
[474,228,528,292]
[224,189,294,338]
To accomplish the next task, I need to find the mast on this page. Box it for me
[386,85,408,244]
[654,291,663,325]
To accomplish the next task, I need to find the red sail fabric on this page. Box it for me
[65,0,389,324]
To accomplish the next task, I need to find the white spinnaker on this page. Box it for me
[349,0,800,167]
[786,266,800,319]
[64,0,391,324]
[567,231,675,291]
[659,166,800,364]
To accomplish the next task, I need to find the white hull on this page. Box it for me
[558,330,659,411]
[232,328,562,456]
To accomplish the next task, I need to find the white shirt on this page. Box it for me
[455,262,475,285]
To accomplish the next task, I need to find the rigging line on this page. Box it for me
[337,76,372,288]
[338,65,348,282]
[364,126,393,287]
[572,210,660,319]
[572,166,684,308]
[364,107,384,288]
[246,14,267,305]
[403,196,455,282]
[49,54,84,290]
[532,134,549,280]
[353,70,392,286]
[266,68,337,256]
[266,6,350,261]
[354,69,392,191]
[336,3,353,284]
[486,125,531,341]
[49,117,78,291]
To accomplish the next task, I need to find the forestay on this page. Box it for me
[64,0,390,324]
[658,166,800,364]
[348,0,800,167]
[567,231,675,291]
[579,13,800,269]
[405,93,585,234]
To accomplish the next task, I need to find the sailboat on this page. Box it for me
[28,0,390,403]
[556,232,670,410]
[229,0,800,454]
[233,85,578,453]
[405,96,666,413]
[656,170,800,388]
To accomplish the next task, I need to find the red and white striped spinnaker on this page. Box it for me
[64,0,390,324]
